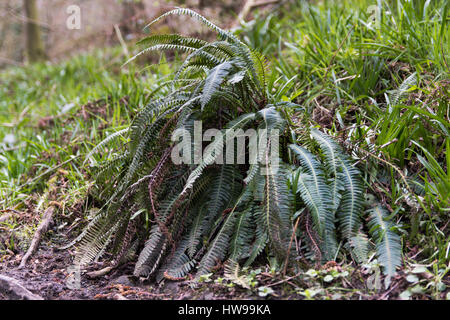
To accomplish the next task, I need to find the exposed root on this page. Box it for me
[0,274,43,300]
[86,266,113,279]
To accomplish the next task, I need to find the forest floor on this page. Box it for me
[0,232,422,300]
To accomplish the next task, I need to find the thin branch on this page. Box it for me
[19,206,56,268]
[0,274,43,300]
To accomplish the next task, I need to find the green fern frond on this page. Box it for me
[205,165,241,224]
[92,152,130,183]
[129,97,188,151]
[307,129,366,261]
[180,114,254,197]
[196,211,237,277]
[134,225,168,277]
[367,205,402,288]
[348,232,370,264]
[187,205,208,258]
[244,230,268,267]
[262,162,292,263]
[250,50,268,96]
[125,44,199,66]
[175,41,234,80]
[224,259,251,289]
[201,61,233,108]
[73,207,129,266]
[144,8,239,43]
[84,128,129,166]
[157,240,195,281]
[310,129,345,212]
[137,34,208,50]
[229,207,254,261]
[336,158,365,240]
[289,144,337,261]
[390,72,417,106]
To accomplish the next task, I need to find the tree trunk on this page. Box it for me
[23,0,46,62]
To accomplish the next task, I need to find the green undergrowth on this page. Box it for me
[238,0,449,273]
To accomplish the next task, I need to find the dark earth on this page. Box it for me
[0,236,436,300]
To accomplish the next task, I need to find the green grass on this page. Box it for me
[0,47,164,219]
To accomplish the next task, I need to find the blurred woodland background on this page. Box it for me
[0,0,268,67]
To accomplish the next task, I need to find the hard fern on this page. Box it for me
[67,9,405,284]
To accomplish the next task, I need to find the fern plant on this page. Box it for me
[66,9,402,286]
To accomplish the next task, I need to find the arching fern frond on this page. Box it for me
[261,162,293,263]
[289,144,337,261]
[134,225,168,277]
[229,207,254,261]
[196,211,237,277]
[201,61,233,108]
[157,239,195,281]
[348,232,370,264]
[310,129,344,212]
[137,34,208,50]
[144,8,240,43]
[83,128,129,166]
[336,158,365,241]
[310,129,367,261]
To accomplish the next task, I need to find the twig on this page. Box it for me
[266,271,302,287]
[235,0,256,26]
[283,216,300,276]
[4,7,53,29]
[86,266,113,279]
[379,281,399,300]
[0,274,43,300]
[19,206,56,268]
[353,138,398,165]
[322,25,355,86]
[0,213,13,223]
[114,24,130,58]
[232,0,280,28]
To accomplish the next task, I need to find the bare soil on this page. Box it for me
[0,242,272,300]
